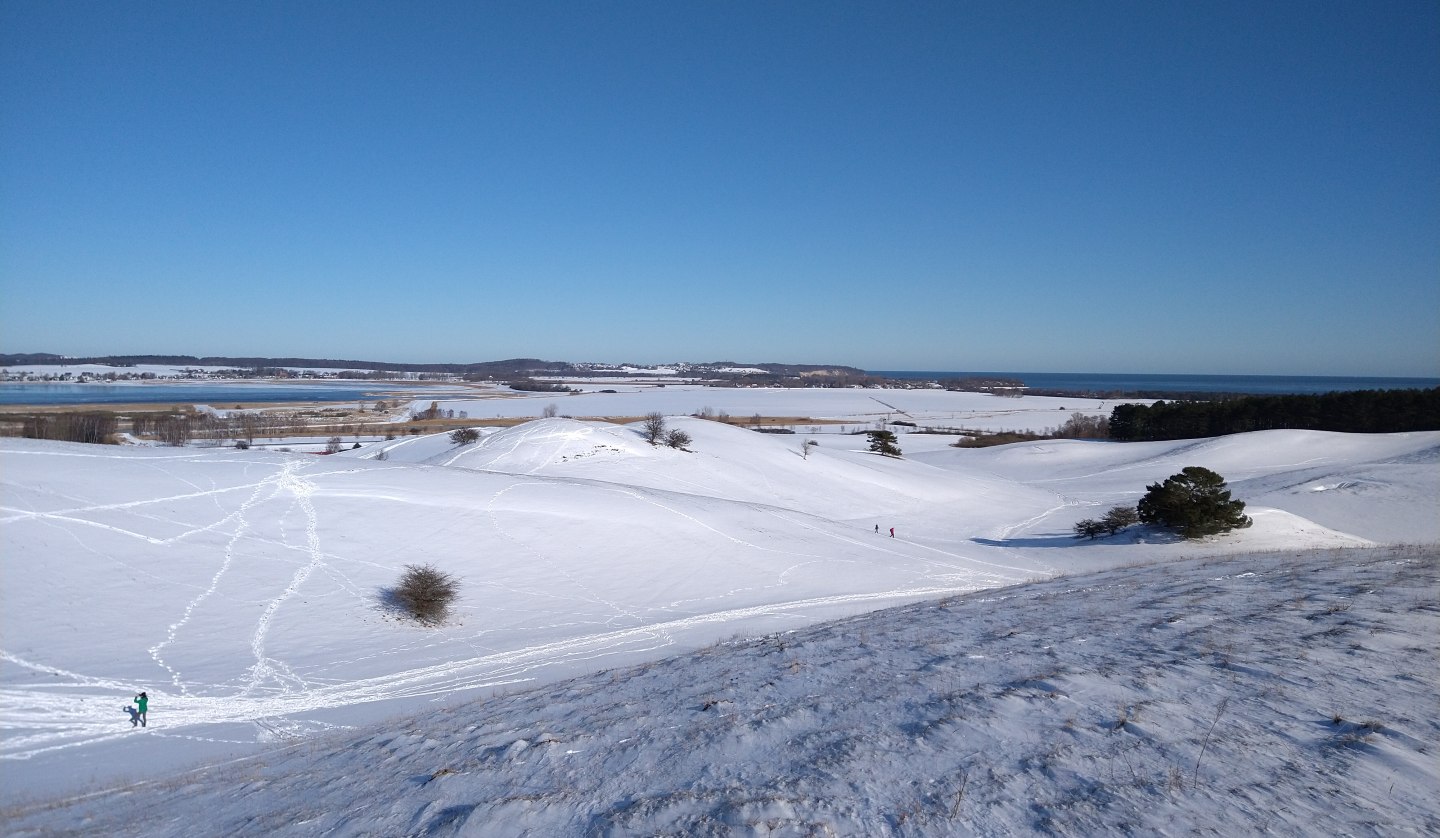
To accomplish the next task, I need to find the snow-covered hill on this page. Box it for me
[356,417,1058,525]
[1,422,1436,826]
[5,545,1435,836]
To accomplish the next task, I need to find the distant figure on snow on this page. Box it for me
[125,705,141,727]
[134,691,148,727]
[889,527,895,538]
[874,524,879,534]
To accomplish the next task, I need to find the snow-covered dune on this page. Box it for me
[5,546,1435,836]
[924,430,1440,543]
[366,417,1058,526]
[1,424,1435,803]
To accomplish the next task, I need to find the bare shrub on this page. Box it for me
[1101,505,1139,534]
[392,564,459,625]
[449,428,479,445]
[642,412,666,445]
[665,428,692,449]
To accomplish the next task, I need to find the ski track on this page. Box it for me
[147,462,292,696]
[0,582,1005,761]
[9,430,1403,780]
[242,459,329,697]
[1,461,1018,763]
[0,454,400,762]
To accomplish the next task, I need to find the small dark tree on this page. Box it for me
[1138,466,1252,539]
[1073,518,1105,539]
[867,430,902,457]
[642,412,666,445]
[392,564,459,625]
[449,428,480,446]
[1101,505,1140,535]
[665,428,692,449]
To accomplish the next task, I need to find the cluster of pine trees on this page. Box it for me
[1108,388,1439,441]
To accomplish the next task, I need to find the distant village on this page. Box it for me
[0,367,450,383]
[0,355,1030,395]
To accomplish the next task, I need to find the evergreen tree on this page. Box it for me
[867,430,902,457]
[1137,467,1251,538]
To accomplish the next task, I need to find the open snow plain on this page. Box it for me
[1,407,1436,831]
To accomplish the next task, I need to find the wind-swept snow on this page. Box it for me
[4,546,1435,836]
[1,422,1436,830]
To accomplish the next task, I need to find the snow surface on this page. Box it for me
[400,386,1114,433]
[1,420,1436,834]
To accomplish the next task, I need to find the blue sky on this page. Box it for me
[2,1,1436,375]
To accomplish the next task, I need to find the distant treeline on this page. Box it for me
[1,354,868,383]
[1109,388,1440,440]
[1,353,577,377]
[16,412,117,444]
[938,377,1026,396]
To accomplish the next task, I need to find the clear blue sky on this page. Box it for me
[2,1,1437,375]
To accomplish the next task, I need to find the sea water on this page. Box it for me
[867,371,1440,396]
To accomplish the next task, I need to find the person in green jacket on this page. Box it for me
[134,691,148,727]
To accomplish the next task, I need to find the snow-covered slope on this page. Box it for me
[922,430,1440,543]
[358,417,1057,525]
[1,424,1436,812]
[5,546,1435,836]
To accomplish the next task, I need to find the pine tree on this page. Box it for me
[867,430,902,457]
[1137,467,1251,538]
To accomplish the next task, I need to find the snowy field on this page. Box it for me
[2,368,1119,436]
[398,385,1116,434]
[1,415,1436,833]
[5,545,1433,836]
